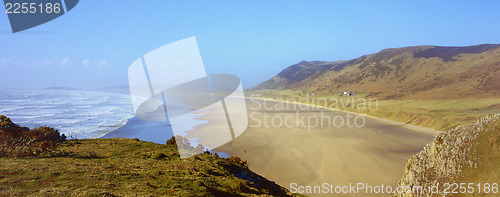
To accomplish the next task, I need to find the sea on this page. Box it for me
[0,89,230,157]
[0,89,135,139]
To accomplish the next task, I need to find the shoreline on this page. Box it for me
[101,95,440,147]
[214,98,438,196]
[98,95,440,196]
[249,96,441,136]
[100,116,174,144]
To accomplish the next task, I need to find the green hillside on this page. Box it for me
[0,116,302,197]
[0,138,302,196]
[254,44,500,100]
[251,44,500,131]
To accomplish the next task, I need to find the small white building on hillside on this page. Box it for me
[342,91,355,96]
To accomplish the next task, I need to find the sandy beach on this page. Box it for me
[103,97,437,196]
[214,99,437,196]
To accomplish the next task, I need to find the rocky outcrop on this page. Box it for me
[394,114,500,197]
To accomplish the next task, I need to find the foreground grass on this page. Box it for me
[0,138,301,196]
[250,89,500,131]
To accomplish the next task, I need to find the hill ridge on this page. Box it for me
[254,43,500,99]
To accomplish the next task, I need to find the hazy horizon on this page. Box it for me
[2,42,500,91]
[2,1,500,90]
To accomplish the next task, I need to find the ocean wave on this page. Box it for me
[0,90,134,139]
[0,106,25,113]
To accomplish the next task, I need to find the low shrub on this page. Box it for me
[166,135,206,153]
[151,152,167,159]
[0,115,66,157]
[226,156,248,168]
[166,136,176,146]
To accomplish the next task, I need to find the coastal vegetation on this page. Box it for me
[395,114,500,196]
[251,44,500,131]
[0,116,300,196]
[249,89,500,131]
[0,115,66,158]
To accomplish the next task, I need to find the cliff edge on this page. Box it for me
[395,114,500,196]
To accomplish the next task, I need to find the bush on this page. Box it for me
[166,135,206,153]
[166,136,176,146]
[151,152,167,160]
[0,115,66,158]
[226,156,248,168]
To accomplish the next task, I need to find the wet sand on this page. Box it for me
[215,99,437,196]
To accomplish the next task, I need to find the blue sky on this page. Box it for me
[1,0,500,89]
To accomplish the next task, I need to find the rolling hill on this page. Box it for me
[254,44,500,99]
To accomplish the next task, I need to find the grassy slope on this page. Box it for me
[254,45,500,100]
[394,115,500,197]
[455,117,500,197]
[251,44,500,131]
[250,89,500,131]
[0,138,302,197]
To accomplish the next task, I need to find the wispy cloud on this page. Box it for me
[82,59,91,67]
[1,58,110,69]
[81,59,109,68]
[0,58,12,69]
[97,60,108,66]
[57,58,72,68]
[0,57,116,89]
[38,59,56,66]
